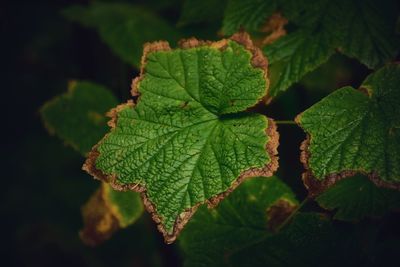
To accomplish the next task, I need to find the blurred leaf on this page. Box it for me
[179,176,298,267]
[338,0,400,69]
[297,64,400,187]
[178,0,227,26]
[40,80,144,245]
[316,175,400,221]
[265,30,336,96]
[264,0,399,96]
[228,213,356,267]
[40,80,118,155]
[80,182,143,246]
[222,0,277,35]
[63,2,181,67]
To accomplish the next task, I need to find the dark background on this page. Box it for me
[2,1,396,267]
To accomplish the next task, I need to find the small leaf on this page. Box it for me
[63,2,181,67]
[40,81,118,155]
[297,64,400,191]
[80,182,143,246]
[83,33,279,243]
[316,175,400,221]
[179,176,298,267]
[222,0,277,35]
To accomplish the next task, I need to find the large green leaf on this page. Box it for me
[179,176,298,267]
[316,175,400,221]
[297,64,400,189]
[83,33,279,243]
[40,81,118,155]
[263,0,399,96]
[63,2,181,67]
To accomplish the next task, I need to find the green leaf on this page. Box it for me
[40,81,144,244]
[265,30,336,96]
[179,176,298,267]
[63,2,181,67]
[228,213,356,267]
[263,0,400,96]
[338,0,400,69]
[178,0,227,26]
[296,64,400,188]
[80,182,143,246]
[316,175,400,221]
[40,81,118,155]
[222,0,277,35]
[83,33,279,243]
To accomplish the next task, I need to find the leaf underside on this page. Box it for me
[83,33,278,243]
[297,64,400,192]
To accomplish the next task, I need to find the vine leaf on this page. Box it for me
[83,32,279,243]
[296,64,400,194]
[63,2,181,67]
[40,81,118,155]
[316,175,400,221]
[80,182,143,246]
[40,81,144,244]
[179,176,298,267]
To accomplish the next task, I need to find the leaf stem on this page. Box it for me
[276,197,309,232]
[275,120,297,125]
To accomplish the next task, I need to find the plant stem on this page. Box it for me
[276,197,309,232]
[275,120,297,125]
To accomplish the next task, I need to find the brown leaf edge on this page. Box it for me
[82,32,279,244]
[295,117,400,198]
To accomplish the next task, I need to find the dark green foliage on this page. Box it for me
[15,0,400,266]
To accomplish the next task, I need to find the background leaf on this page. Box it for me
[80,182,143,246]
[40,80,144,246]
[63,2,181,67]
[40,80,118,155]
[178,0,227,26]
[222,0,277,35]
[297,64,400,186]
[179,176,298,267]
[316,175,400,221]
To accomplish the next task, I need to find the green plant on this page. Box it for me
[41,0,400,266]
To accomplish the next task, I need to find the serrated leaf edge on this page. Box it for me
[295,93,400,197]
